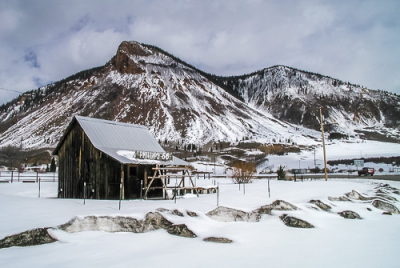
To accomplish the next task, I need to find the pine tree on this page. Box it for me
[50,158,56,172]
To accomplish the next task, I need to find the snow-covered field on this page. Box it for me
[255,139,400,174]
[1,176,400,268]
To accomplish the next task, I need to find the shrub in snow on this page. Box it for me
[231,161,256,184]
[277,165,286,180]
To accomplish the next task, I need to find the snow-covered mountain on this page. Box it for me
[0,41,399,149]
[212,66,400,138]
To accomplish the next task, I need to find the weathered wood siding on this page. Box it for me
[57,121,122,200]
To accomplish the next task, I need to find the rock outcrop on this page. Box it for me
[279,214,314,228]
[338,211,362,219]
[345,190,375,201]
[206,206,261,222]
[1,212,197,249]
[270,200,298,211]
[203,237,233,243]
[328,196,351,202]
[309,200,332,211]
[0,228,56,249]
[371,200,400,214]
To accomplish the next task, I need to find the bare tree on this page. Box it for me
[231,161,256,184]
[0,146,23,169]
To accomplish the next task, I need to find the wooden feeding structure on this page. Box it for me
[192,170,213,180]
[53,116,186,200]
[143,166,199,200]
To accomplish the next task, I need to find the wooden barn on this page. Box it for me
[53,116,178,200]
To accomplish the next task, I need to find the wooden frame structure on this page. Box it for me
[143,166,199,200]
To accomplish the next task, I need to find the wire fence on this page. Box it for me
[0,171,58,183]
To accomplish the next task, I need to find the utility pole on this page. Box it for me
[319,107,328,181]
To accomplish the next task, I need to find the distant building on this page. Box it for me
[53,116,180,200]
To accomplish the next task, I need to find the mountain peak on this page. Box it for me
[110,41,152,74]
[0,40,399,150]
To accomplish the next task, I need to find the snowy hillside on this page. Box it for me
[216,65,400,139]
[0,41,399,150]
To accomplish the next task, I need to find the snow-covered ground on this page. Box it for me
[262,140,400,174]
[1,176,400,268]
[189,140,400,176]
[1,139,399,267]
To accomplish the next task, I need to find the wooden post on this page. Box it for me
[121,165,125,200]
[119,179,122,210]
[140,180,143,200]
[320,107,328,181]
[144,167,148,187]
[84,182,86,205]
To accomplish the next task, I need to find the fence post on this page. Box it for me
[140,180,143,200]
[83,182,86,205]
[38,178,41,198]
[174,182,177,204]
[217,182,219,206]
[243,182,246,195]
[268,179,270,198]
[36,171,38,183]
[11,170,13,183]
[119,179,122,210]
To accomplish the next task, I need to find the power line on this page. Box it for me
[0,87,23,94]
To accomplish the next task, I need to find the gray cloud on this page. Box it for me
[1,0,399,105]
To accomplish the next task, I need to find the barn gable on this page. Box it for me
[53,116,175,200]
[54,116,170,165]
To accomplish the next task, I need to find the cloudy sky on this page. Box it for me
[1,0,399,104]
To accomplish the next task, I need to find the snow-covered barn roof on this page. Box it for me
[53,116,186,165]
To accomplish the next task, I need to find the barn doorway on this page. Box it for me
[126,165,141,199]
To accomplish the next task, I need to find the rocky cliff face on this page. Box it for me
[0,41,399,150]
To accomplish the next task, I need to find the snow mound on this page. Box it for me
[206,206,261,222]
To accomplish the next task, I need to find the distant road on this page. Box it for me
[250,173,400,182]
[316,174,400,182]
